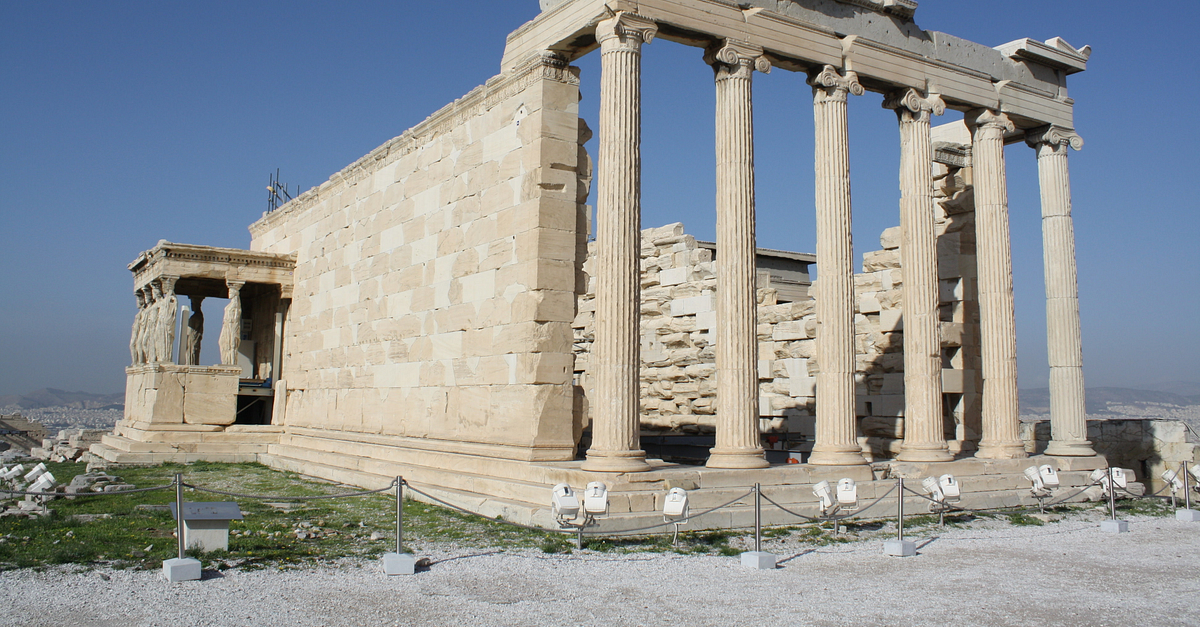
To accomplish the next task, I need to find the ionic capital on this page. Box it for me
[595,12,657,51]
[1025,124,1084,151]
[706,40,771,80]
[883,88,945,122]
[159,275,178,293]
[965,108,1015,134]
[808,65,864,103]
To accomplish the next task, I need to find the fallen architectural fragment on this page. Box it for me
[94,0,1122,527]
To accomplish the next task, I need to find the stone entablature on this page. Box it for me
[129,241,296,298]
[510,0,1087,129]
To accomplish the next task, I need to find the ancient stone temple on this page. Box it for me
[94,0,1111,528]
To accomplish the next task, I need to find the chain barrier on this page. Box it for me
[759,484,898,524]
[404,481,757,536]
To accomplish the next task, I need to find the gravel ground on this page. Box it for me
[2,513,1198,627]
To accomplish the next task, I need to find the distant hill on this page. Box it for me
[1021,385,1200,415]
[0,388,124,410]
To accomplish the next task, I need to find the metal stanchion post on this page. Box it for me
[1101,466,1130,533]
[175,473,185,560]
[162,472,201,582]
[884,477,916,556]
[382,475,416,575]
[399,477,407,552]
[1185,462,1192,512]
[1179,462,1200,522]
[1108,467,1117,521]
[754,483,762,553]
[740,483,774,569]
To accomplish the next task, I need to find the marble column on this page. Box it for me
[582,11,657,473]
[966,109,1026,459]
[1027,125,1096,457]
[884,88,953,462]
[807,65,867,466]
[707,40,771,469]
[148,281,164,363]
[130,290,146,365]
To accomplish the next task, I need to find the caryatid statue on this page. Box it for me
[146,283,163,363]
[130,290,146,364]
[182,295,205,365]
[218,281,244,367]
[158,276,178,364]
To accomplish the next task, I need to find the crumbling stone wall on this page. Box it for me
[574,158,982,460]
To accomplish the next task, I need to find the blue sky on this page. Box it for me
[1,1,1196,396]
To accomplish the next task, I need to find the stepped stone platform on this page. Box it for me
[91,427,1118,532]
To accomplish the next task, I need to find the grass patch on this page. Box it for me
[1006,512,1045,526]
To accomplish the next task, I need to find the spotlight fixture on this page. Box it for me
[1163,469,1184,494]
[813,480,835,516]
[551,483,580,520]
[583,482,609,516]
[938,475,961,503]
[836,478,858,510]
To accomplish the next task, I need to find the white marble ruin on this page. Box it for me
[94,1,1109,527]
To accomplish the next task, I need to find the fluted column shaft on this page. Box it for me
[583,12,657,473]
[1027,126,1095,456]
[886,89,953,462]
[707,41,770,469]
[807,66,867,466]
[967,109,1026,459]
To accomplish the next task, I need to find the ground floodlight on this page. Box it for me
[938,475,961,502]
[663,487,689,520]
[1112,468,1129,489]
[551,483,579,520]
[583,481,609,516]
[836,478,858,508]
[1039,465,1060,488]
[813,480,835,515]
[1024,466,1044,493]
[1163,470,1184,493]
[1,466,21,481]
[41,471,55,485]
[922,477,945,503]
[1189,464,1200,484]
[1090,468,1107,485]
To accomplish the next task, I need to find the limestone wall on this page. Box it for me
[573,159,982,460]
[247,53,590,462]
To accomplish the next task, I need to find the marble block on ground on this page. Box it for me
[740,551,776,570]
[1100,520,1129,533]
[382,552,416,575]
[884,539,917,557]
[162,557,202,582]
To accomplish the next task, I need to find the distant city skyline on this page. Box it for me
[2,1,1197,395]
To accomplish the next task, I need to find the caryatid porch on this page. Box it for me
[123,242,296,428]
[531,0,1096,471]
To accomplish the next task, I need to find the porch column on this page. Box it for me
[884,88,953,462]
[966,109,1026,459]
[218,280,244,368]
[707,40,770,469]
[582,11,657,473]
[1026,125,1095,456]
[807,65,868,466]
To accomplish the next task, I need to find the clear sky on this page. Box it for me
[1,1,1197,396]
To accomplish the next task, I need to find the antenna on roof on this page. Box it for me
[266,169,296,213]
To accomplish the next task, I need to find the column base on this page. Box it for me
[706,448,770,469]
[1044,440,1096,457]
[581,450,651,473]
[974,441,1028,460]
[896,443,954,463]
[808,446,868,466]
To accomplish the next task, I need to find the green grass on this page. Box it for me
[0,462,1182,572]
